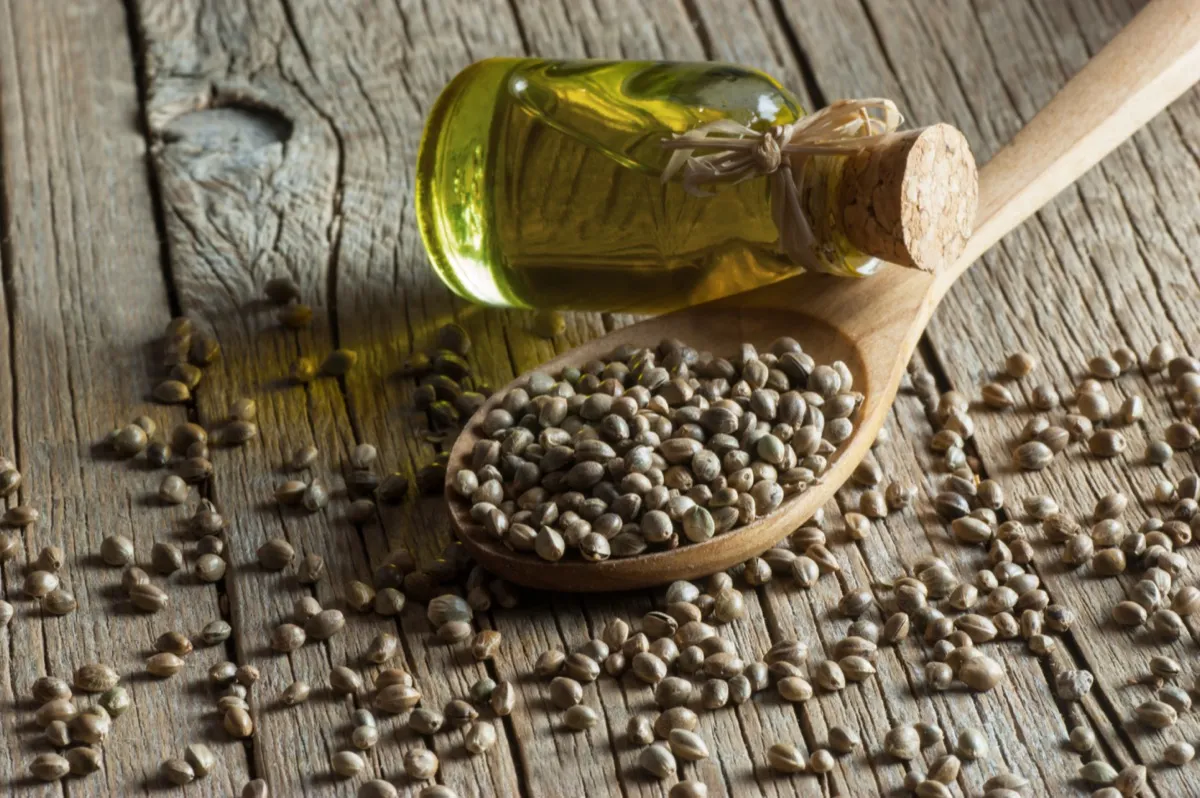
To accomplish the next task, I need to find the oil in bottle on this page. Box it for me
[417,58,976,313]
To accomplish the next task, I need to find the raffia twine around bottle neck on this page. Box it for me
[661,99,902,274]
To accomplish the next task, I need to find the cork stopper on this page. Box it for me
[836,124,977,272]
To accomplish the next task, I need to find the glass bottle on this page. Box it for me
[416,58,974,313]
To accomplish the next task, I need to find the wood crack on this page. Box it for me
[0,11,60,794]
[121,0,186,320]
[767,0,825,108]
[678,0,715,60]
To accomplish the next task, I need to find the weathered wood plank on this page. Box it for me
[0,0,251,795]
[0,4,44,793]
[779,0,1200,793]
[277,0,817,793]
[491,4,833,795]
[0,1,1192,796]
[674,1,1128,794]
[134,0,527,795]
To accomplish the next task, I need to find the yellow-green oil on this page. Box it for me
[416,59,874,313]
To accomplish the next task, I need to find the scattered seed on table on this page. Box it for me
[955,728,988,760]
[61,746,101,777]
[1031,384,1062,412]
[1068,726,1096,754]
[654,706,699,740]
[153,379,191,404]
[1013,441,1053,471]
[223,707,254,738]
[767,742,807,773]
[30,753,71,782]
[256,538,295,570]
[829,726,862,754]
[289,356,317,384]
[1134,699,1177,729]
[281,681,311,706]
[112,424,149,457]
[188,331,220,365]
[1165,741,1195,766]
[194,554,226,583]
[300,481,329,511]
[669,728,709,761]
[158,475,188,504]
[639,744,677,779]
[360,780,399,798]
[171,362,203,391]
[1088,429,1126,457]
[146,652,185,678]
[199,619,232,646]
[264,276,300,304]
[321,348,358,376]
[233,665,259,688]
[549,676,583,710]
[331,751,365,778]
[884,725,920,760]
[296,553,326,584]
[489,681,515,717]
[99,534,134,567]
[160,758,195,786]
[563,705,598,732]
[32,677,71,705]
[69,710,111,744]
[1005,352,1037,378]
[669,782,708,798]
[925,662,953,691]
[221,419,258,445]
[147,541,183,575]
[1165,422,1199,450]
[35,699,77,728]
[0,467,21,497]
[443,699,478,729]
[42,588,77,616]
[1080,761,1118,786]
[305,609,345,640]
[44,720,70,748]
[981,382,1014,408]
[277,303,313,329]
[74,663,119,693]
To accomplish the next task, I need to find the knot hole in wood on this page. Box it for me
[159,101,293,156]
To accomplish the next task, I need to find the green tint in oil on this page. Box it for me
[417,59,872,313]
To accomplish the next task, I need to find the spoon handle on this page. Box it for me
[938,0,1200,294]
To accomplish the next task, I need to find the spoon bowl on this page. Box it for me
[446,0,1200,591]
[446,268,931,591]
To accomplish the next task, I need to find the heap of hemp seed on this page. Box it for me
[450,337,866,562]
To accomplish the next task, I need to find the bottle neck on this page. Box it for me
[663,99,902,276]
[664,107,977,277]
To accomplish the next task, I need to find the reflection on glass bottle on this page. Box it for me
[417,59,971,313]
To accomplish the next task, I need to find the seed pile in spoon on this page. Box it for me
[452,337,865,562]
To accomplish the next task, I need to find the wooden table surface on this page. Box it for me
[2,0,1198,795]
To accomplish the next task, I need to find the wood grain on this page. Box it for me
[0,0,250,794]
[2,0,1198,795]
[783,0,1200,794]
[134,2,497,795]
[135,0,532,794]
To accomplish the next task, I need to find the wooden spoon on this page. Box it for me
[446,0,1200,591]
